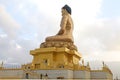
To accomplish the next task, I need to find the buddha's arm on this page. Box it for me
[57,15,68,35]
[60,15,68,30]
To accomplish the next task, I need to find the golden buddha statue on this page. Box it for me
[46,5,74,42]
[41,5,77,50]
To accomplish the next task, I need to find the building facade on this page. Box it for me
[0,47,113,79]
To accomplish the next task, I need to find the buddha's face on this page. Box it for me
[61,9,67,16]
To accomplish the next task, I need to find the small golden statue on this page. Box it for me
[41,5,77,50]
[46,5,74,42]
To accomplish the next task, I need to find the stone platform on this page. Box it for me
[40,41,77,51]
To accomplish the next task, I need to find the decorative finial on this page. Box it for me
[82,59,84,66]
[87,62,90,67]
[1,61,3,67]
[102,61,105,67]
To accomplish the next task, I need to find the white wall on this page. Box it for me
[35,69,73,79]
[91,71,107,79]
[73,70,90,79]
[0,69,23,78]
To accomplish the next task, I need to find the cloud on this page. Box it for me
[82,18,120,50]
[79,18,120,61]
[0,35,33,64]
[0,5,20,38]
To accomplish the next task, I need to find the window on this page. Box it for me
[43,59,48,64]
[28,67,30,69]
[59,65,64,68]
[45,59,48,63]
[26,73,29,79]
[35,64,40,69]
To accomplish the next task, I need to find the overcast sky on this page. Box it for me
[0,0,120,78]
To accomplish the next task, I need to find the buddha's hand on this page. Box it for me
[57,28,65,35]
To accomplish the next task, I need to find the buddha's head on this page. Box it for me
[62,5,71,16]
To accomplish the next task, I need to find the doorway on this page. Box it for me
[26,73,29,79]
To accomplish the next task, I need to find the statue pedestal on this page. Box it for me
[30,47,82,70]
[40,41,77,51]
